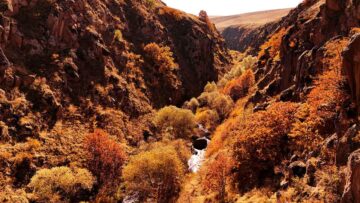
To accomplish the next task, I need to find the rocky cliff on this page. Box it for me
[255,0,360,100]
[221,22,280,55]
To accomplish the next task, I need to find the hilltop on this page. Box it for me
[211,8,291,31]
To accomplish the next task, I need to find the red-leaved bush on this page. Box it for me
[84,129,126,187]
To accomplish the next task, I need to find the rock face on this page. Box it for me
[221,22,280,55]
[0,0,230,140]
[341,149,360,203]
[337,124,360,166]
[343,33,360,114]
[253,0,360,97]
[212,8,291,55]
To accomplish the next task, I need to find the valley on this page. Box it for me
[0,0,360,202]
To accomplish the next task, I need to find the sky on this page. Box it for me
[162,0,303,16]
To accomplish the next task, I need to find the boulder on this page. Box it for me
[336,124,360,166]
[306,158,317,186]
[341,149,360,203]
[343,34,360,114]
[326,0,342,11]
[279,85,296,102]
[324,133,338,149]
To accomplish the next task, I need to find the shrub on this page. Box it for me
[28,167,95,202]
[202,153,234,202]
[183,97,199,113]
[144,43,178,73]
[204,81,218,92]
[222,69,255,100]
[158,7,184,21]
[143,0,157,10]
[143,43,180,88]
[242,56,257,70]
[153,105,196,139]
[84,129,126,187]
[198,91,234,120]
[289,103,323,154]
[113,29,123,42]
[258,28,288,61]
[232,102,298,191]
[123,145,185,202]
[195,109,220,131]
[218,56,256,88]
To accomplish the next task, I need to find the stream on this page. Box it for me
[188,124,210,173]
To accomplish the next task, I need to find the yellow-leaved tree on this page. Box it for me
[123,145,185,203]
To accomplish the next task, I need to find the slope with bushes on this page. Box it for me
[0,0,231,201]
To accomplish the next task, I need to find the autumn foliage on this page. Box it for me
[222,69,255,100]
[28,167,95,202]
[232,102,298,191]
[143,43,181,89]
[202,153,234,202]
[258,28,288,61]
[158,7,185,21]
[84,129,126,187]
[154,105,196,139]
[123,145,184,202]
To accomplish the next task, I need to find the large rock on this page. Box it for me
[337,124,360,166]
[343,33,360,114]
[341,149,360,203]
[326,0,342,11]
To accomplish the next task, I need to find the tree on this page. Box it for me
[84,129,126,187]
[202,153,234,202]
[123,145,185,202]
[153,105,196,139]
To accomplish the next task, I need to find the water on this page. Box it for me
[188,149,206,173]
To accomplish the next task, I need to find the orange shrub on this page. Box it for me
[158,7,184,21]
[84,129,126,187]
[258,28,288,61]
[202,153,234,202]
[222,69,255,100]
[232,102,298,191]
[143,43,180,87]
[144,43,178,73]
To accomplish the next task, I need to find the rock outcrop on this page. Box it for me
[254,0,360,96]
[343,33,360,114]
[341,149,360,203]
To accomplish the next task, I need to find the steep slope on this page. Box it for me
[0,0,230,200]
[211,9,291,54]
[176,0,360,202]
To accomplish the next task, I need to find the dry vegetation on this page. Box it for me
[84,129,126,198]
[258,27,288,62]
[123,145,185,202]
